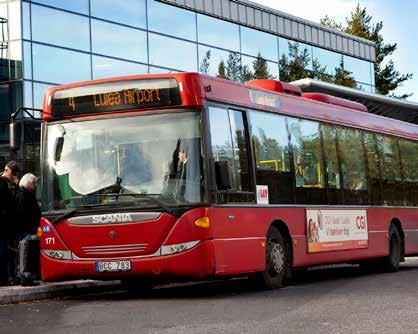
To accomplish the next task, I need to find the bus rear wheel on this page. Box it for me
[382,225,402,272]
[255,226,291,289]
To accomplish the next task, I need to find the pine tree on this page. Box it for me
[279,42,312,82]
[217,60,227,79]
[321,4,412,98]
[253,53,274,79]
[241,65,254,82]
[226,52,242,82]
[333,57,357,88]
[199,50,211,74]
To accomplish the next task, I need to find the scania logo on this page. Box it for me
[108,230,116,239]
[92,213,133,224]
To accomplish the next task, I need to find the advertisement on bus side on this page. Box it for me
[306,209,368,253]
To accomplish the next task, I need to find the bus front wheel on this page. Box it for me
[256,226,291,289]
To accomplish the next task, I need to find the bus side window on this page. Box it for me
[363,131,383,205]
[378,135,404,206]
[321,124,342,205]
[399,139,418,206]
[288,118,326,205]
[336,127,369,205]
[249,110,293,204]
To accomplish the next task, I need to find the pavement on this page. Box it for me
[0,279,121,305]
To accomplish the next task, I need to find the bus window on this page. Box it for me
[377,135,404,206]
[249,111,293,204]
[288,118,326,204]
[336,127,369,205]
[363,131,382,205]
[208,106,252,202]
[321,124,342,205]
[399,139,418,206]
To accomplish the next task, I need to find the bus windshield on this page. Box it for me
[42,111,205,211]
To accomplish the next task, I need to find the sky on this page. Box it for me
[251,0,418,102]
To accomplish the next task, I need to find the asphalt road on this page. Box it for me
[1,258,418,334]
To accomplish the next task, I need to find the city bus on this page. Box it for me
[34,72,418,290]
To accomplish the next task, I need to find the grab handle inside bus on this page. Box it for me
[215,160,232,190]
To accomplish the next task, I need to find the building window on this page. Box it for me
[198,45,230,76]
[197,14,239,52]
[240,26,278,62]
[31,4,90,51]
[91,19,147,63]
[344,56,373,85]
[92,55,147,79]
[31,0,89,15]
[90,0,146,29]
[241,55,279,79]
[32,43,91,83]
[148,0,196,41]
[312,47,341,76]
[149,33,197,72]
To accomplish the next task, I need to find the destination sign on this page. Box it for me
[51,78,182,116]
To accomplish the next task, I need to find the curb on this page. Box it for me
[0,280,121,305]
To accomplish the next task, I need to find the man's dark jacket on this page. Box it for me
[0,177,16,240]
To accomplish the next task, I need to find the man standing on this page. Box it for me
[0,161,19,285]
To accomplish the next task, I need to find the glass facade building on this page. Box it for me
[0,0,376,167]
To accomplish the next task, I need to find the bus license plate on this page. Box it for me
[95,261,132,272]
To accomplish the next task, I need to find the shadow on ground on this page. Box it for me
[62,260,418,302]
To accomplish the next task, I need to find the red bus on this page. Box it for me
[35,73,418,290]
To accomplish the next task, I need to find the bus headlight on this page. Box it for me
[44,249,73,260]
[161,240,200,255]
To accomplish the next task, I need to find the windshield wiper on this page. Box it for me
[65,193,178,217]
[50,209,77,224]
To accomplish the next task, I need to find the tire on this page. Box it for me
[121,276,154,295]
[382,225,402,272]
[255,227,291,289]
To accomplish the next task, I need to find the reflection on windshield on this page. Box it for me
[43,111,204,211]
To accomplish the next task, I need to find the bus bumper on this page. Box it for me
[40,240,215,282]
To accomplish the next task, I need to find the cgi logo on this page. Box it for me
[92,213,133,224]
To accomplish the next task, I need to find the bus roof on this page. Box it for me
[43,72,418,141]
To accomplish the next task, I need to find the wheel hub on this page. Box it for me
[270,242,284,273]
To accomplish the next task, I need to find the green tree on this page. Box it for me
[333,58,357,88]
[217,60,227,79]
[226,51,242,81]
[199,50,211,74]
[279,42,312,82]
[321,4,412,98]
[253,53,275,79]
[241,65,254,82]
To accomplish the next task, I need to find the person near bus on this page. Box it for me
[15,173,41,286]
[0,161,20,285]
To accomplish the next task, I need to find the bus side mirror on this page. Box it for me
[9,122,20,151]
[215,160,232,190]
[53,137,64,162]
